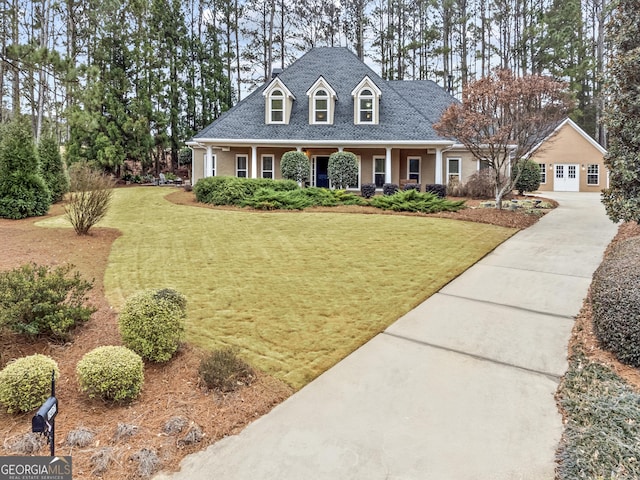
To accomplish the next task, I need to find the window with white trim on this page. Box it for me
[373,157,386,188]
[270,90,284,123]
[314,90,329,123]
[262,155,274,179]
[236,155,248,178]
[408,157,421,183]
[587,164,599,185]
[447,158,461,183]
[539,163,546,184]
[359,89,374,123]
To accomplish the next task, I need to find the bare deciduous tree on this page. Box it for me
[435,68,573,209]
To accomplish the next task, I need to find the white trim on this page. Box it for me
[435,148,443,184]
[312,89,330,124]
[526,118,607,158]
[407,156,421,183]
[251,145,258,179]
[539,163,547,184]
[187,139,455,148]
[352,76,382,126]
[263,78,295,125]
[586,163,600,186]
[236,154,248,178]
[385,147,392,184]
[446,157,461,183]
[350,76,382,97]
[261,154,274,179]
[373,156,386,189]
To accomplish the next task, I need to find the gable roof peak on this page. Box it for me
[262,76,295,99]
[306,75,337,98]
[351,75,382,97]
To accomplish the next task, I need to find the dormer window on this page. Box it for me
[263,78,295,125]
[359,89,374,122]
[270,90,284,123]
[314,90,329,123]
[352,76,382,125]
[306,76,337,125]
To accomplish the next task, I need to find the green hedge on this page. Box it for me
[0,354,59,413]
[591,237,640,367]
[193,176,298,205]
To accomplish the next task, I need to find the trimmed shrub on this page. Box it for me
[0,263,95,338]
[0,354,59,413]
[425,184,447,198]
[280,151,310,185]
[199,347,255,393]
[118,288,186,362]
[0,117,51,219]
[361,183,376,199]
[77,346,144,402]
[371,189,466,213]
[38,135,69,203]
[512,158,541,195]
[65,162,116,235]
[240,187,365,210]
[383,183,398,196]
[402,183,421,192]
[327,151,358,190]
[591,237,640,367]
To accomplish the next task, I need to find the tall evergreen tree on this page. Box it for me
[38,134,69,203]
[0,116,50,219]
[601,0,640,222]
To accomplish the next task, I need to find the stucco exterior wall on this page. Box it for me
[530,122,607,193]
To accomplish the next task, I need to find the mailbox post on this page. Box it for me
[32,370,57,456]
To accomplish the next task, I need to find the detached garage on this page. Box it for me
[529,118,608,193]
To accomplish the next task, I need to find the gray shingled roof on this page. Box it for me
[193,47,455,143]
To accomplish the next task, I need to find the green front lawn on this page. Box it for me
[39,187,516,388]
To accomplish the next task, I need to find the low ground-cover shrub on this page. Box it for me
[119,288,186,362]
[556,354,640,479]
[198,347,255,393]
[240,187,365,210]
[0,354,59,413]
[77,346,144,402]
[0,263,95,338]
[194,177,298,205]
[591,237,640,367]
[371,189,465,213]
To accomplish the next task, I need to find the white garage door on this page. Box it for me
[554,164,580,192]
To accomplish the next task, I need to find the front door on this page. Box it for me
[315,156,330,188]
[554,164,580,192]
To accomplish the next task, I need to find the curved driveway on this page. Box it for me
[156,192,617,480]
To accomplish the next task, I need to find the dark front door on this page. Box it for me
[316,156,330,188]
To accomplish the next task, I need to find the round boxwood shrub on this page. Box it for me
[118,288,186,362]
[360,183,376,199]
[0,354,60,413]
[328,151,358,190]
[591,237,640,367]
[383,183,398,196]
[76,346,144,402]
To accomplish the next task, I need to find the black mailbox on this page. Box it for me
[32,396,58,433]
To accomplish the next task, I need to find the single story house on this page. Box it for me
[528,118,608,193]
[187,47,482,190]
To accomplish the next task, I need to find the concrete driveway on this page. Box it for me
[155,192,617,480]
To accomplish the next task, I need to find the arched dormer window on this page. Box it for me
[306,76,337,125]
[270,89,284,123]
[314,90,329,123]
[351,76,382,125]
[263,78,295,125]
[359,89,374,123]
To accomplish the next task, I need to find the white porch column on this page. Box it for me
[251,145,258,179]
[385,147,392,184]
[435,147,443,184]
[205,145,213,178]
[338,146,344,152]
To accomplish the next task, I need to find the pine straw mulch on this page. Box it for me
[0,190,553,478]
